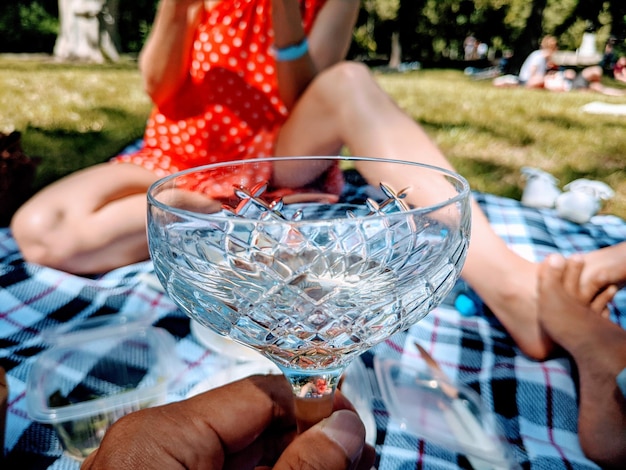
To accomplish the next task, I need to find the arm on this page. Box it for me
[537,254,626,468]
[272,0,360,109]
[526,58,544,84]
[138,0,205,107]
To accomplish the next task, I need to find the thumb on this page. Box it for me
[273,409,374,470]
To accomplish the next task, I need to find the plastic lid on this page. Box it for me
[40,312,154,346]
[374,356,518,468]
[27,315,179,423]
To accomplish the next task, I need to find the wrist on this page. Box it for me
[271,0,307,49]
[273,38,309,62]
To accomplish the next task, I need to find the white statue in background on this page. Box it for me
[578,31,599,59]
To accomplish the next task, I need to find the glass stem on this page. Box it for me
[282,369,342,433]
[294,392,335,433]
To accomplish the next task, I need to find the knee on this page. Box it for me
[582,65,602,81]
[10,204,69,268]
[311,61,375,100]
[309,61,385,113]
[323,61,372,81]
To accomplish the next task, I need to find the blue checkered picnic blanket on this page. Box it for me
[1,180,625,469]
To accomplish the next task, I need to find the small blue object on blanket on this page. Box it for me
[618,368,626,399]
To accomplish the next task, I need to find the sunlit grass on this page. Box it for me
[1,55,625,218]
[376,69,626,218]
[0,56,151,188]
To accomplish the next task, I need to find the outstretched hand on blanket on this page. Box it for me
[537,253,626,468]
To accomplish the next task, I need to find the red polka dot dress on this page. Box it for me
[112,0,342,197]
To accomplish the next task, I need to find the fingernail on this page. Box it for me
[548,254,565,267]
[319,410,364,465]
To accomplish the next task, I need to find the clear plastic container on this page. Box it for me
[27,315,179,460]
[339,357,377,446]
[374,356,519,469]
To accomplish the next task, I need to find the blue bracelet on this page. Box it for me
[274,38,309,62]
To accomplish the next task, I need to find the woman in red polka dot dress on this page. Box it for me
[11,1,563,365]
[112,0,347,197]
[13,0,359,274]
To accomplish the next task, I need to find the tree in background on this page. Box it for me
[608,1,626,40]
[54,0,120,62]
[509,0,548,71]
[352,0,400,62]
[0,1,58,53]
[0,0,624,70]
[354,0,625,71]
[353,0,534,65]
[0,0,156,57]
[114,0,157,55]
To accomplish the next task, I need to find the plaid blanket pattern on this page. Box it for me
[1,181,625,470]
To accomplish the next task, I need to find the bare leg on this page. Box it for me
[587,82,626,96]
[524,75,547,89]
[275,61,549,359]
[537,254,626,468]
[582,65,626,96]
[580,65,603,83]
[11,163,159,274]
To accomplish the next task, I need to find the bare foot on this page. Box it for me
[537,254,603,350]
[581,241,626,304]
[474,248,620,361]
[538,253,626,468]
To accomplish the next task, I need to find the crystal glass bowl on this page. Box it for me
[147,156,471,429]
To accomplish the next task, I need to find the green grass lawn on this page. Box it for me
[0,55,151,189]
[2,55,625,219]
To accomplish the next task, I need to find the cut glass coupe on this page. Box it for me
[147,156,471,431]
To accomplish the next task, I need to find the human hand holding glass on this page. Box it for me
[82,374,375,469]
[147,156,471,432]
